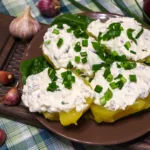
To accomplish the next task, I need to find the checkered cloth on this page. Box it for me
[0,0,144,149]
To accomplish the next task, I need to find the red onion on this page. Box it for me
[0,129,6,147]
[143,0,150,18]
[36,0,60,17]
[3,87,20,106]
[0,71,14,85]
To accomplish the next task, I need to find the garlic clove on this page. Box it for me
[3,87,20,106]
[9,6,41,42]
[0,71,14,85]
[37,0,60,18]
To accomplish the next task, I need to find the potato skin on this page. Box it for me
[90,94,150,123]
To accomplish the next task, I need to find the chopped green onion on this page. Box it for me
[75,69,81,75]
[57,24,63,29]
[116,80,124,90]
[74,42,81,52]
[48,68,58,81]
[82,57,87,64]
[130,50,136,54]
[127,28,137,44]
[111,51,118,57]
[57,38,63,48]
[103,67,111,79]
[44,40,51,45]
[47,81,59,92]
[94,85,103,93]
[92,64,104,72]
[67,28,72,33]
[106,74,113,82]
[98,32,102,41]
[124,41,131,50]
[80,52,88,57]
[92,42,100,51]
[67,61,73,69]
[120,76,127,83]
[117,63,121,68]
[135,28,144,39]
[102,22,123,41]
[129,74,137,82]
[121,61,136,70]
[114,74,123,80]
[74,56,80,63]
[109,82,118,89]
[64,82,72,89]
[52,29,59,35]
[82,39,88,47]
[100,88,113,106]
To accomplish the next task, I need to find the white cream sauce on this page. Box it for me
[91,62,150,110]
[42,24,102,76]
[87,17,150,61]
[22,68,94,113]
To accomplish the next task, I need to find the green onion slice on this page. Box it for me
[124,41,131,50]
[57,38,63,48]
[135,28,144,39]
[44,40,51,45]
[127,28,137,44]
[74,56,80,63]
[47,81,59,92]
[74,42,81,52]
[80,52,88,57]
[82,39,88,47]
[82,57,87,64]
[52,29,60,35]
[67,61,73,69]
[100,88,113,106]
[129,74,137,82]
[94,85,103,93]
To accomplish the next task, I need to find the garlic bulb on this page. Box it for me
[37,0,60,17]
[9,6,41,42]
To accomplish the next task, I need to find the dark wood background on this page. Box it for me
[0,13,150,149]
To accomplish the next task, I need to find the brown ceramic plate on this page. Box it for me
[21,12,150,145]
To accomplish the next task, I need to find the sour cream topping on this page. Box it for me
[87,17,150,61]
[22,68,94,113]
[42,24,102,76]
[91,62,150,110]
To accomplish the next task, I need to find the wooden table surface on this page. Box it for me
[0,13,150,150]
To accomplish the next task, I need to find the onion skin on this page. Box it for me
[0,129,6,147]
[3,87,20,106]
[9,6,41,42]
[143,0,150,18]
[0,71,14,85]
[37,0,60,17]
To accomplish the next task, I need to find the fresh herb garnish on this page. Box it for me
[57,38,63,48]
[94,85,103,93]
[124,41,131,50]
[47,81,59,92]
[127,28,137,44]
[57,24,64,29]
[102,22,123,41]
[92,64,104,72]
[109,82,118,89]
[48,68,58,81]
[74,42,81,52]
[80,52,88,57]
[106,74,113,82]
[44,40,51,45]
[130,50,136,54]
[100,88,113,106]
[103,67,111,79]
[82,57,87,64]
[129,74,137,82]
[67,61,73,69]
[53,29,60,35]
[121,61,136,70]
[74,56,80,63]
[67,28,72,33]
[135,28,144,39]
[82,39,88,47]
[61,71,75,89]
